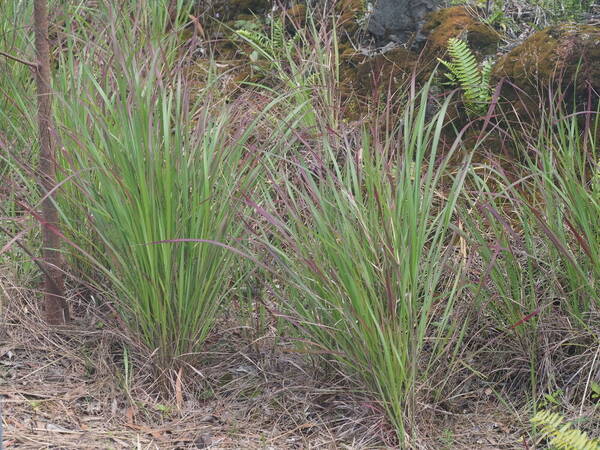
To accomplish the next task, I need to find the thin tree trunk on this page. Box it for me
[34,0,69,324]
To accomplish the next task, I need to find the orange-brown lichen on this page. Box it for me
[422,6,501,57]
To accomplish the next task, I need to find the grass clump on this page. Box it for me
[56,69,261,371]
[1,1,600,447]
[463,92,599,410]
[523,104,600,320]
[251,82,473,443]
[45,1,263,372]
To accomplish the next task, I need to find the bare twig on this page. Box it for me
[0,49,37,68]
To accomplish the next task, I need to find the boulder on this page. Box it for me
[367,0,444,44]
[493,23,600,101]
[491,24,600,154]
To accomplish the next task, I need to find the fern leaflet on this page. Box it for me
[532,410,600,450]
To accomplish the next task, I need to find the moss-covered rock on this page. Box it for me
[353,48,419,94]
[422,6,501,57]
[205,0,272,21]
[335,0,367,41]
[488,24,600,157]
[338,47,420,119]
[493,24,600,100]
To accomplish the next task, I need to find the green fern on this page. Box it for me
[438,37,493,116]
[235,27,272,62]
[532,410,600,450]
[235,17,299,70]
[234,16,320,91]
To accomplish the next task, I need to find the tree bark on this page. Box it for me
[34,0,69,325]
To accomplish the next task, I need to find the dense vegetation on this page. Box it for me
[1,0,598,448]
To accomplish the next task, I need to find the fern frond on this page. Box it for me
[532,410,600,450]
[438,37,493,115]
[235,28,275,62]
[481,59,493,86]
[271,18,285,52]
[235,18,294,67]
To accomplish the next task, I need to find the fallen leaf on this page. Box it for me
[126,406,136,426]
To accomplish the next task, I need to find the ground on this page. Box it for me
[1,282,532,449]
[1,283,387,449]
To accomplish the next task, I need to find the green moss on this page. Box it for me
[493,24,600,94]
[490,24,600,154]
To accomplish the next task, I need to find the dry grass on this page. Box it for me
[1,269,395,449]
[2,265,575,449]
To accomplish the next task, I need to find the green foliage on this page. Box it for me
[520,104,600,320]
[235,17,301,75]
[481,2,515,31]
[235,10,339,131]
[449,0,593,21]
[465,99,599,403]
[540,390,565,409]
[2,1,600,445]
[532,0,594,21]
[591,382,600,402]
[0,1,38,280]
[532,410,600,450]
[438,38,493,116]
[55,71,261,370]
[45,1,264,371]
[254,82,472,443]
[593,160,600,203]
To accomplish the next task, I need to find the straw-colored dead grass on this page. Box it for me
[1,273,394,449]
[1,269,560,449]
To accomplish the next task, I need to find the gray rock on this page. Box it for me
[368,0,443,44]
